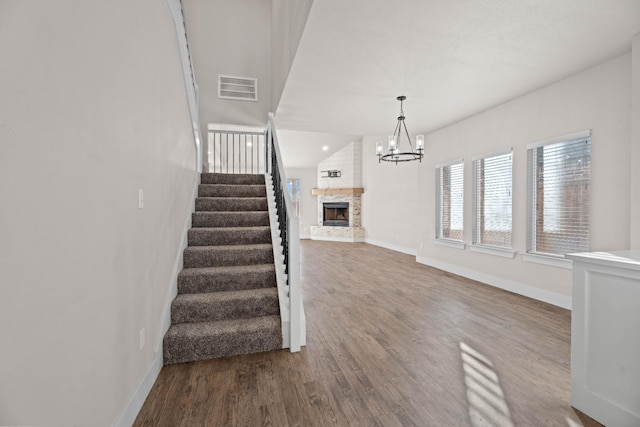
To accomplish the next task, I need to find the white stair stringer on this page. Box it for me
[265,173,291,349]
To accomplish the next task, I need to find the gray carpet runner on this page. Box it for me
[163,173,282,365]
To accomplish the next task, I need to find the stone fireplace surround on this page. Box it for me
[310,188,364,242]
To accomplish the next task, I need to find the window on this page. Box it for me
[286,179,301,217]
[473,151,513,249]
[436,161,464,241]
[527,131,591,256]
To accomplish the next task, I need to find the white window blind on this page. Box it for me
[287,179,301,217]
[436,162,464,241]
[527,134,591,256]
[473,151,513,249]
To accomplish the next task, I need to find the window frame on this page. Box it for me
[526,130,591,258]
[472,149,513,251]
[435,159,465,243]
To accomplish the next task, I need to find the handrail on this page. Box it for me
[266,113,304,352]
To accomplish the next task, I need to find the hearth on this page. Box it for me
[323,202,349,227]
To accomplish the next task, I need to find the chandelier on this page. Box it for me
[376,96,424,164]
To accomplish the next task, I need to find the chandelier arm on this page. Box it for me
[401,119,414,151]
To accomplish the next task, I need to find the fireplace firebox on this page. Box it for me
[323,202,349,227]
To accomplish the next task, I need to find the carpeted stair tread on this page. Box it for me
[171,288,279,323]
[183,244,274,268]
[198,184,266,198]
[201,173,265,185]
[188,226,271,246]
[163,172,282,365]
[163,315,282,364]
[192,211,269,227]
[195,197,267,212]
[178,264,276,294]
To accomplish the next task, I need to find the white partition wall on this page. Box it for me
[567,251,640,426]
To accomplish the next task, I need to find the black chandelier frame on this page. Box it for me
[377,96,424,164]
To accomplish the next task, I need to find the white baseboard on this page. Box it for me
[299,234,311,240]
[416,255,572,309]
[114,173,197,426]
[365,238,417,256]
[310,235,364,243]
[115,352,163,427]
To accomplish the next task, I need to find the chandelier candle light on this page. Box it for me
[376,96,424,164]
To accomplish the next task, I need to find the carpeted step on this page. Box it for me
[183,244,274,268]
[188,226,271,246]
[201,173,265,185]
[195,197,267,212]
[171,288,279,324]
[163,315,282,365]
[198,184,266,198]
[192,211,269,228]
[178,264,276,294]
[162,171,283,366]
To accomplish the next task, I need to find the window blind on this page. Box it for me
[527,136,591,256]
[436,162,464,241]
[473,152,512,249]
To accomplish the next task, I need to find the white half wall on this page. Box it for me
[416,53,632,304]
[0,1,196,425]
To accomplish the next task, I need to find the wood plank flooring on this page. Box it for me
[133,240,601,426]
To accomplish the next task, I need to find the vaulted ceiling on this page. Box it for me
[275,0,640,140]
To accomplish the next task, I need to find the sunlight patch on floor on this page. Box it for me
[566,416,583,426]
[460,342,514,427]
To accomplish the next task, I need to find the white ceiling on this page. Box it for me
[276,0,640,143]
[275,129,359,169]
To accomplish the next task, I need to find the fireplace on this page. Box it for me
[311,188,364,241]
[323,202,349,227]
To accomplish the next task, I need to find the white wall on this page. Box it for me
[183,0,272,131]
[416,53,632,306]
[285,167,317,238]
[271,0,314,112]
[631,33,640,248]
[0,1,196,425]
[316,141,362,189]
[361,138,420,255]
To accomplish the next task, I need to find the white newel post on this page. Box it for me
[289,217,301,352]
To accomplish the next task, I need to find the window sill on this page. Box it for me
[434,239,466,250]
[522,252,573,269]
[470,245,515,259]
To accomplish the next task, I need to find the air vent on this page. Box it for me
[218,75,258,101]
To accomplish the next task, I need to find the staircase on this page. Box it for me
[163,173,283,365]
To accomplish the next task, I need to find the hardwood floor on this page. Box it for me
[134,240,601,426]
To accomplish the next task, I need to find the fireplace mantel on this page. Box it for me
[311,187,364,196]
